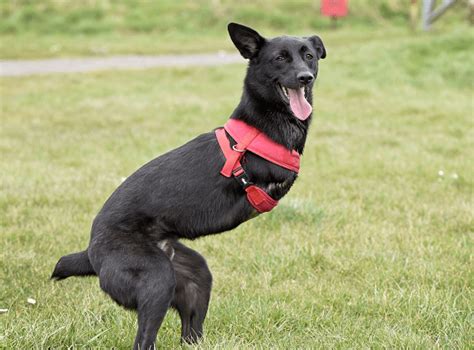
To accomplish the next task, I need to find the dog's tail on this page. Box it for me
[51,250,96,280]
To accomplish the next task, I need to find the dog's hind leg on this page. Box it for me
[167,240,213,344]
[89,240,176,350]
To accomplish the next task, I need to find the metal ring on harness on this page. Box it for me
[232,145,246,153]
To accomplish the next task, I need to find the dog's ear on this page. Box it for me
[228,23,266,59]
[308,35,326,59]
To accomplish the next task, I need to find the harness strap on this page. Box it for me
[245,186,278,212]
[215,127,278,213]
[224,118,300,173]
[216,127,260,177]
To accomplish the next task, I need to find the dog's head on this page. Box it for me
[228,22,326,121]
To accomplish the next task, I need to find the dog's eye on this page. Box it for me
[275,55,285,61]
[305,53,314,60]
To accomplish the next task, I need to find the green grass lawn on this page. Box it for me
[1,25,473,348]
[0,0,469,59]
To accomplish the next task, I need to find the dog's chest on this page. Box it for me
[262,176,296,199]
[242,152,298,200]
[264,178,291,192]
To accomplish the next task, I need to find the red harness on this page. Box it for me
[215,119,301,213]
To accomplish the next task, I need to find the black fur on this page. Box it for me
[51,23,325,349]
[51,250,95,280]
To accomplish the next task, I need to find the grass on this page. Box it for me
[0,0,469,59]
[1,21,473,349]
[0,0,412,35]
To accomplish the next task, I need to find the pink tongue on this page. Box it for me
[288,87,312,120]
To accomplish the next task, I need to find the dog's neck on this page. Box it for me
[230,87,311,154]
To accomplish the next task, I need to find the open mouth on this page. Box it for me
[277,83,312,121]
[278,84,290,101]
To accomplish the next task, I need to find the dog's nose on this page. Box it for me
[297,72,314,85]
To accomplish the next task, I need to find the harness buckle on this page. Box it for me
[232,167,253,189]
[232,166,244,177]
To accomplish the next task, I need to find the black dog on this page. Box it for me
[52,23,325,349]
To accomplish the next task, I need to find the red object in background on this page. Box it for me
[321,0,348,17]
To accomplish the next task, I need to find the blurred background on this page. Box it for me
[0,0,471,58]
[1,1,472,349]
